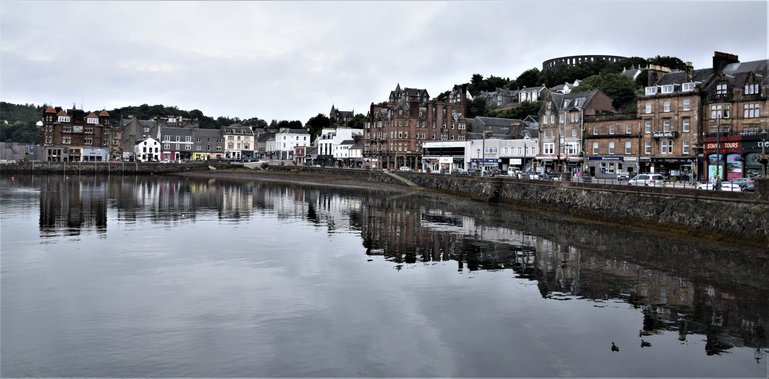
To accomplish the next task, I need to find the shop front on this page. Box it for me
[702,136,742,181]
[586,156,625,179]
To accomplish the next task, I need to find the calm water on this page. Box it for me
[1,174,768,378]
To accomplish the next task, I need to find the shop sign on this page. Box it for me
[439,157,452,164]
[588,156,624,161]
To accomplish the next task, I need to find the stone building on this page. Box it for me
[41,106,110,162]
[537,89,615,174]
[364,84,469,170]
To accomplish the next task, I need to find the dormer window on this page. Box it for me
[682,82,695,92]
[87,117,98,125]
[645,86,658,95]
[745,83,760,95]
[58,116,70,123]
[661,85,674,94]
[715,83,728,96]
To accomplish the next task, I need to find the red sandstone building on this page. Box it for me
[42,106,111,161]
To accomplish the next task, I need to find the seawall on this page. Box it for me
[3,161,768,248]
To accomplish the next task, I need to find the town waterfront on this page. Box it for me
[1,174,768,378]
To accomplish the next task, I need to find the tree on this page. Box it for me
[516,68,541,88]
[648,55,688,71]
[466,97,488,119]
[347,114,366,129]
[574,73,640,111]
[305,113,330,142]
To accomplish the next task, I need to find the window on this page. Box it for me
[164,144,170,150]
[682,98,691,111]
[663,119,671,133]
[744,103,760,118]
[645,120,652,133]
[84,137,92,145]
[544,143,554,155]
[62,136,71,144]
[661,85,674,94]
[87,117,98,125]
[715,83,728,96]
[644,141,651,154]
[559,114,564,123]
[185,145,191,151]
[682,118,690,132]
[645,102,652,113]
[592,142,599,154]
[660,139,673,154]
[570,112,579,123]
[683,140,690,154]
[63,125,72,133]
[185,136,192,142]
[682,82,695,92]
[663,101,671,112]
[745,83,759,95]
[175,136,180,142]
[645,86,658,95]
[625,141,632,154]
[593,126,599,135]
[175,144,180,150]
[626,124,632,134]
[608,142,615,154]
[711,104,727,119]
[550,115,555,124]
[609,125,615,135]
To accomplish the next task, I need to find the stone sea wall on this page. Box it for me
[3,162,768,247]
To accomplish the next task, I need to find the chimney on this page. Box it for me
[712,51,739,73]
[685,61,694,80]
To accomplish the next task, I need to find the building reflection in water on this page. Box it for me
[16,174,769,361]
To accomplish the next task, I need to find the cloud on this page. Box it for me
[1,1,766,122]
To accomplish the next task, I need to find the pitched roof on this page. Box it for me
[57,109,67,116]
[98,110,110,117]
[45,106,57,114]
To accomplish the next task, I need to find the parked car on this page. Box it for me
[452,168,468,175]
[508,169,522,178]
[729,177,755,191]
[398,166,412,172]
[627,173,665,186]
[696,181,743,192]
[617,171,630,181]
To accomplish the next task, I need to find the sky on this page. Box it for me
[1,1,767,123]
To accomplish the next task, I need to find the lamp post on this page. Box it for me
[476,148,481,175]
[481,129,487,177]
[715,111,722,181]
[761,130,768,177]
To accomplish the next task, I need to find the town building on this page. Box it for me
[134,137,160,162]
[222,124,255,160]
[537,89,615,175]
[267,128,311,160]
[42,106,110,162]
[364,84,469,170]
[582,112,642,178]
[329,105,355,127]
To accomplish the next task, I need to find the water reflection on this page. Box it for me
[2,174,768,368]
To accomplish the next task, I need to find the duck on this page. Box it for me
[641,339,651,348]
[611,342,619,352]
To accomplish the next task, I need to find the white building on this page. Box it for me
[222,124,255,160]
[422,141,466,173]
[270,128,311,160]
[317,128,363,159]
[134,137,160,162]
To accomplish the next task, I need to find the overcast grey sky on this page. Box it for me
[1,1,766,123]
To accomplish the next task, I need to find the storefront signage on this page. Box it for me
[439,157,453,164]
[588,156,624,161]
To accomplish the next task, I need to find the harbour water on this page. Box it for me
[1,174,768,377]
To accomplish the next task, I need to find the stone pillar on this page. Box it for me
[754,178,769,201]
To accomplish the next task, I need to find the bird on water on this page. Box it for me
[611,342,619,352]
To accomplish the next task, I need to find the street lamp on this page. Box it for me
[715,111,722,181]
[761,129,768,176]
[476,148,481,175]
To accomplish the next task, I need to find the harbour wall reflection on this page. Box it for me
[5,174,768,361]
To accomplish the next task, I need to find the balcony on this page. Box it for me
[652,131,679,139]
